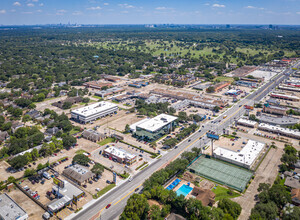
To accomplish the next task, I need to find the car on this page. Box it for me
[198,130,201,132]
[188,139,191,142]
[128,177,133,182]
[106,180,111,184]
[106,204,111,209]
[139,154,143,157]
[174,146,178,149]
[83,184,87,188]
[135,188,139,192]
[89,180,93,184]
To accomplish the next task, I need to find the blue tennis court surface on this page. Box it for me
[176,184,193,197]
[166,178,181,190]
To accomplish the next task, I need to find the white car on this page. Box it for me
[128,177,133,182]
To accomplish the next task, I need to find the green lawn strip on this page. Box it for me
[140,164,149,171]
[93,184,116,199]
[119,140,158,157]
[135,162,148,171]
[213,76,234,83]
[98,137,115,146]
[212,185,240,201]
[76,149,88,155]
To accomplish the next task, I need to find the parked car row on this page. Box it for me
[23,185,40,200]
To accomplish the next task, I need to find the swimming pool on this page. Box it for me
[176,184,193,197]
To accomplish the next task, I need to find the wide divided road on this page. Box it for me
[69,62,299,220]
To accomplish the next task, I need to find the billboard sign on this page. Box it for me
[206,133,219,140]
[53,177,64,188]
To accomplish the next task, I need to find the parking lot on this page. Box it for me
[90,142,153,175]
[5,187,45,220]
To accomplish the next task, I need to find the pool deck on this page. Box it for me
[165,178,195,198]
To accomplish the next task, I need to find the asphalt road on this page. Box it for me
[69,62,299,220]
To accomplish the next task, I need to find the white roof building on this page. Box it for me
[104,146,136,162]
[136,114,178,133]
[0,193,28,220]
[214,140,265,169]
[129,118,150,132]
[237,118,258,128]
[258,123,300,139]
[71,101,118,124]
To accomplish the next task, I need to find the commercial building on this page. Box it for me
[278,85,300,92]
[83,81,113,90]
[62,165,95,185]
[258,123,300,139]
[48,180,85,213]
[258,114,299,126]
[82,129,106,142]
[0,193,28,220]
[103,146,137,165]
[270,93,299,102]
[71,101,118,124]
[263,104,287,116]
[213,81,231,92]
[236,80,257,88]
[94,87,125,98]
[52,97,83,109]
[237,118,258,128]
[225,89,241,96]
[151,88,228,108]
[134,114,178,141]
[214,140,265,169]
[227,66,257,77]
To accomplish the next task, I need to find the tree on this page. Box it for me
[250,202,278,220]
[62,101,72,109]
[62,135,76,149]
[22,114,31,123]
[125,124,130,133]
[24,168,36,177]
[72,154,90,166]
[120,194,149,220]
[218,198,242,219]
[9,155,28,169]
[91,163,104,177]
[213,106,220,112]
[206,86,215,93]
[31,148,39,160]
[7,176,16,183]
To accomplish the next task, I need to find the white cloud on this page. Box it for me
[37,9,42,13]
[22,11,33,14]
[204,3,210,6]
[119,4,135,9]
[32,0,39,2]
[121,10,129,13]
[212,4,225,8]
[245,6,255,9]
[56,9,66,15]
[0,9,6,14]
[13,2,21,6]
[27,3,35,7]
[104,3,109,6]
[39,3,44,7]
[72,11,83,15]
[155,7,167,10]
[87,6,102,10]
[297,12,300,15]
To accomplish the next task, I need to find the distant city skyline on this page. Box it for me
[0,0,299,25]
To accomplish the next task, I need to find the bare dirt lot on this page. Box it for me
[5,187,45,220]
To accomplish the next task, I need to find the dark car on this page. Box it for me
[135,188,139,192]
[188,139,191,142]
[106,204,111,209]
[174,146,178,149]
[83,184,87,188]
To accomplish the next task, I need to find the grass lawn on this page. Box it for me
[76,149,88,155]
[98,137,115,146]
[94,184,116,198]
[212,185,240,201]
[214,76,234,83]
[92,95,103,100]
[69,128,80,135]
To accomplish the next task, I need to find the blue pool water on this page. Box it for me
[176,184,193,197]
[166,178,181,190]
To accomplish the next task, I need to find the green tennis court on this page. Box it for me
[188,156,253,192]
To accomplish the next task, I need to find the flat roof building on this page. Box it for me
[258,114,299,126]
[48,180,85,213]
[237,118,258,128]
[278,85,300,92]
[258,123,300,140]
[263,105,287,116]
[83,81,113,90]
[71,101,118,124]
[62,165,95,185]
[134,114,178,141]
[94,87,125,98]
[82,129,106,142]
[103,146,137,165]
[214,140,265,169]
[270,93,299,102]
[0,193,28,220]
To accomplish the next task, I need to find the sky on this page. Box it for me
[0,0,299,25]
